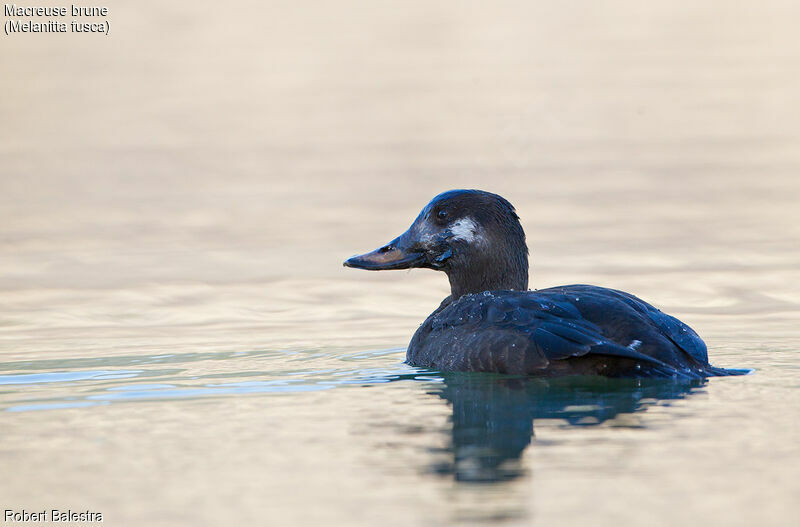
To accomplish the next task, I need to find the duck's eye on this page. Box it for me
[436,210,449,221]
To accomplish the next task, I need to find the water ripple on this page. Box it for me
[0,370,142,385]
[0,347,437,411]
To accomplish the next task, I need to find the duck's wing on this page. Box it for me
[540,285,709,365]
[412,292,679,375]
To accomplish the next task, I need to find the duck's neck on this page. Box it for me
[446,251,529,299]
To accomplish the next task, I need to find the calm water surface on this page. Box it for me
[2,1,799,526]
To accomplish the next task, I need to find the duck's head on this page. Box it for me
[344,189,529,298]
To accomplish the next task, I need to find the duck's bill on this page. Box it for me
[343,238,426,271]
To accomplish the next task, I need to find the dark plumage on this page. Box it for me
[344,189,747,378]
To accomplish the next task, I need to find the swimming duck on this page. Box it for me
[344,189,745,378]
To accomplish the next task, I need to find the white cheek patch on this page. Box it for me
[450,217,482,244]
[416,224,436,244]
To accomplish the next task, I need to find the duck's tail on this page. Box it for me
[642,364,753,379]
[703,365,753,377]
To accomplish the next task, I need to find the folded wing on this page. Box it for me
[411,291,679,375]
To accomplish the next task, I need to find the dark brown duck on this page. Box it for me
[344,189,747,378]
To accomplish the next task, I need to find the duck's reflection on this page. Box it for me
[428,373,704,482]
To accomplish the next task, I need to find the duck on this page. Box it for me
[344,189,746,378]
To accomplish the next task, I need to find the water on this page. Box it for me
[2,1,799,525]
